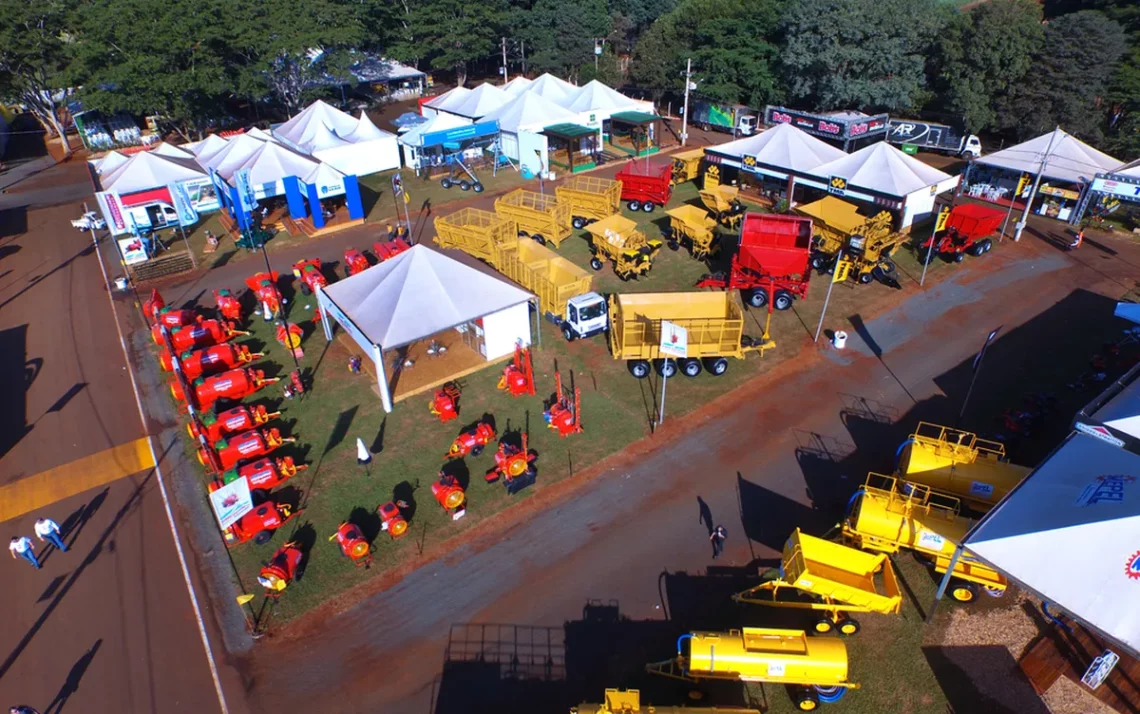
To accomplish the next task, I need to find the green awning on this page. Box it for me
[609,111,660,125]
[542,123,597,139]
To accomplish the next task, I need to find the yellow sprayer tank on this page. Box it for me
[897,422,1031,510]
[572,689,762,714]
[494,189,573,247]
[556,176,622,226]
[687,628,852,687]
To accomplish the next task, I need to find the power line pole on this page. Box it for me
[681,58,693,147]
[520,40,526,75]
[501,37,509,84]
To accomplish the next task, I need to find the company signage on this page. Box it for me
[1091,176,1140,203]
[658,320,688,358]
[764,106,889,141]
[828,176,848,197]
[95,190,127,235]
[208,476,253,530]
[167,182,199,227]
[421,119,500,148]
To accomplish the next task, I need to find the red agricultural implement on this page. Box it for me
[498,343,535,397]
[373,237,411,262]
[156,319,246,352]
[171,367,278,410]
[143,289,166,322]
[485,434,537,494]
[154,307,200,329]
[343,248,370,277]
[544,371,582,438]
[258,541,304,595]
[429,382,461,423]
[189,404,280,444]
[214,288,243,322]
[615,161,674,213]
[160,343,262,380]
[198,427,295,472]
[292,259,328,296]
[224,499,302,547]
[431,473,466,519]
[445,421,496,459]
[918,204,1004,263]
[378,501,409,538]
[696,213,814,312]
[208,456,306,496]
[245,271,283,321]
[330,522,372,567]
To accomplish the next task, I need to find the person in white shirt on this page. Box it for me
[34,517,67,553]
[9,536,40,569]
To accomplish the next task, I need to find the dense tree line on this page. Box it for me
[1,0,1137,156]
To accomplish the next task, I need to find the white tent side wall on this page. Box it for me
[481,302,532,360]
[317,287,394,412]
[901,175,961,229]
[518,132,548,177]
[314,136,401,176]
[500,131,520,161]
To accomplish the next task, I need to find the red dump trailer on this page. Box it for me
[615,161,673,212]
[696,213,813,310]
[918,203,1004,263]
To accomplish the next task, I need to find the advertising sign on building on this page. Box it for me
[208,476,254,531]
[95,190,127,235]
[1090,177,1140,203]
[659,320,688,358]
[828,176,848,197]
[764,106,889,141]
[117,236,149,265]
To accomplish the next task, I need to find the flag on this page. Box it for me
[972,327,1002,372]
[356,437,372,465]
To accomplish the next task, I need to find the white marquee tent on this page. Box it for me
[273,100,400,176]
[93,150,129,176]
[99,150,206,193]
[197,133,268,176]
[317,245,536,412]
[525,73,578,103]
[502,76,534,97]
[975,127,1121,185]
[153,142,195,159]
[479,92,577,173]
[561,79,649,115]
[188,134,229,158]
[709,122,846,178]
[443,83,510,119]
[421,86,473,117]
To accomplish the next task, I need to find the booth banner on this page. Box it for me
[117,236,148,265]
[208,476,253,531]
[420,120,500,148]
[1039,185,1081,201]
[95,190,127,235]
[659,320,688,359]
[764,106,889,140]
[167,182,199,227]
[1090,177,1140,202]
[234,168,257,214]
[828,176,848,197]
[318,289,373,356]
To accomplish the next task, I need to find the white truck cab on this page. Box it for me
[738,115,757,136]
[559,291,609,341]
[962,134,983,160]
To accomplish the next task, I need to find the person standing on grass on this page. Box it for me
[34,517,67,553]
[710,525,727,559]
[9,536,39,569]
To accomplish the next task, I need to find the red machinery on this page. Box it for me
[378,501,409,538]
[543,371,582,437]
[344,248,370,277]
[258,541,304,595]
[171,367,278,409]
[245,271,283,321]
[214,288,243,322]
[330,522,372,567]
[190,404,280,443]
[498,343,535,397]
[615,161,674,212]
[292,259,328,295]
[373,238,411,262]
[154,307,200,329]
[143,289,166,322]
[485,434,537,493]
[199,427,294,471]
[696,213,813,311]
[445,421,496,459]
[158,319,246,352]
[208,456,306,495]
[429,383,461,423]
[224,499,302,547]
[431,473,466,519]
[918,204,1004,263]
[276,322,305,358]
[159,343,262,379]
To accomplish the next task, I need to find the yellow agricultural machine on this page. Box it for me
[671,148,706,185]
[556,175,622,229]
[842,473,1006,602]
[495,189,573,247]
[572,689,761,714]
[647,627,859,711]
[734,529,901,636]
[584,214,663,280]
[795,197,907,286]
[699,185,746,229]
[663,205,719,260]
[896,422,1031,511]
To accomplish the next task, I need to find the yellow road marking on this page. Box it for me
[0,438,155,522]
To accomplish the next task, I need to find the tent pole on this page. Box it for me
[374,344,393,413]
[534,298,542,348]
[316,287,333,341]
[926,545,964,624]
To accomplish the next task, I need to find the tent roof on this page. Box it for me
[561,80,640,113]
[152,142,194,159]
[196,133,267,173]
[101,151,206,193]
[397,111,472,147]
[443,83,509,118]
[480,91,577,133]
[345,111,393,142]
[809,141,954,197]
[965,433,1140,655]
[543,123,597,139]
[304,121,352,151]
[424,86,472,112]
[502,76,534,97]
[245,127,277,142]
[1108,158,1140,180]
[189,134,229,158]
[525,73,577,102]
[303,161,346,188]
[322,244,534,349]
[710,123,847,173]
[232,141,322,185]
[976,127,1121,184]
[94,150,129,175]
[273,100,360,151]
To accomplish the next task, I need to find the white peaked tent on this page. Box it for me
[274,100,360,151]
[422,86,473,117]
[317,245,536,412]
[443,83,509,119]
[344,111,389,142]
[305,122,353,152]
[561,80,642,114]
[100,151,206,193]
[189,134,230,158]
[525,73,578,102]
[975,127,1121,185]
[197,133,267,175]
[302,162,347,198]
[230,141,322,198]
[245,127,277,142]
[480,92,576,172]
[153,142,195,159]
[94,150,129,175]
[1111,158,1140,180]
[711,122,846,176]
[502,76,534,97]
[965,433,1140,656]
[273,100,400,176]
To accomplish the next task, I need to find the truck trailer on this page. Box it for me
[887,119,982,159]
[690,101,757,136]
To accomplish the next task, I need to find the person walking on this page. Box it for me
[10,706,42,714]
[34,517,68,552]
[1069,227,1084,250]
[710,525,727,559]
[9,536,40,569]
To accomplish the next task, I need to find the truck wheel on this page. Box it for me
[813,685,847,704]
[812,616,834,634]
[954,252,965,263]
[642,202,655,213]
[703,357,729,376]
[471,444,484,457]
[950,581,978,603]
[981,238,993,253]
[518,229,529,238]
[970,243,985,257]
[441,178,453,189]
[628,200,641,212]
[983,585,1006,598]
[794,688,820,711]
[589,257,603,271]
[773,290,793,311]
[701,123,711,132]
[628,360,651,379]
[472,182,484,193]
[857,271,873,284]
[748,289,768,308]
[667,240,679,251]
[562,324,576,342]
[836,617,860,636]
[962,150,977,160]
[253,530,273,546]
[655,359,677,378]
[680,358,702,377]
[532,234,546,245]
[459,180,471,191]
[572,217,586,229]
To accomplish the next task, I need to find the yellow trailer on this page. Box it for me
[699,185,745,229]
[583,214,663,280]
[556,176,622,229]
[647,627,859,711]
[572,689,761,714]
[607,291,773,378]
[433,208,591,317]
[663,204,719,260]
[671,148,706,185]
[795,197,907,285]
[896,422,1031,511]
[494,189,573,247]
[842,473,1006,602]
[734,528,902,635]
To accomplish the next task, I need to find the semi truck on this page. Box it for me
[690,101,757,136]
[887,119,982,159]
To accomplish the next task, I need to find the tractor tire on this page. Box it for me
[628,200,641,212]
[532,234,547,245]
[970,243,985,257]
[656,359,677,378]
[590,257,604,271]
[857,271,874,284]
[984,586,1006,598]
[441,178,453,189]
[950,581,978,603]
[562,324,576,342]
[518,229,529,238]
[628,360,651,379]
[703,357,729,376]
[879,259,897,276]
[812,617,834,634]
[253,530,273,546]
[572,217,586,230]
[459,180,471,191]
[954,252,965,263]
[794,688,820,712]
[293,565,305,582]
[668,240,679,251]
[748,289,768,309]
[837,618,861,636]
[642,202,655,213]
[471,444,484,457]
[680,358,702,377]
[300,282,312,296]
[814,685,847,704]
[472,182,485,193]
[773,290,793,311]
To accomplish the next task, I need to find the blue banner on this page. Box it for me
[420,120,500,148]
[234,168,257,214]
[167,182,199,227]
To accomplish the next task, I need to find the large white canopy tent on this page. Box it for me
[317,245,537,412]
[99,150,207,193]
[525,73,578,103]
[975,127,1122,185]
[196,133,268,176]
[501,76,534,97]
[442,83,510,120]
[272,100,400,176]
[707,122,846,186]
[421,86,473,117]
[479,92,577,175]
[229,140,348,200]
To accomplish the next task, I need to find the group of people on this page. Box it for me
[8,516,68,570]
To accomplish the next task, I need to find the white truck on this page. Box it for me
[556,292,610,342]
[887,119,982,159]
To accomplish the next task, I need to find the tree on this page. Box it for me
[405,0,508,86]
[608,0,677,53]
[629,17,681,99]
[998,10,1127,140]
[0,0,74,154]
[579,50,622,86]
[933,0,1044,133]
[779,0,952,112]
[519,0,611,81]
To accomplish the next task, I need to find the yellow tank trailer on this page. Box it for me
[583,214,663,280]
[494,189,573,247]
[842,473,1006,602]
[556,175,622,229]
[571,688,761,714]
[795,197,907,285]
[647,627,859,711]
[896,422,1031,511]
[734,528,901,635]
[699,185,745,229]
[663,205,719,260]
[671,147,706,185]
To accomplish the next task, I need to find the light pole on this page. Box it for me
[681,59,693,147]
[534,149,545,195]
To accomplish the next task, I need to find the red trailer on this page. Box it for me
[696,213,813,310]
[615,162,673,212]
[918,203,1004,263]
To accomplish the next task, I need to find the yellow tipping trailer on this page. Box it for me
[699,185,745,229]
[671,148,706,185]
[896,422,1031,511]
[583,214,663,280]
[433,208,591,317]
[842,473,1006,602]
[664,204,719,260]
[572,689,761,714]
[795,197,906,285]
[647,627,859,711]
[495,189,573,247]
[607,291,773,379]
[733,528,901,635]
[556,176,622,229]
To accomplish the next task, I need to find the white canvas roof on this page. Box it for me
[345,111,392,142]
[712,123,846,174]
[525,73,577,102]
[302,161,345,189]
[1108,158,1140,180]
[100,151,206,193]
[322,244,534,349]
[304,121,352,152]
[561,80,639,114]
[502,76,533,97]
[424,86,473,113]
[976,127,1121,185]
[273,100,360,152]
[809,141,954,197]
[152,142,194,159]
[444,83,509,119]
[94,150,129,175]
[189,134,229,158]
[965,433,1140,655]
[245,127,277,143]
[233,141,322,185]
[479,91,577,133]
[397,111,472,147]
[197,133,267,174]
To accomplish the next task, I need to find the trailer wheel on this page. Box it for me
[562,324,576,342]
[518,229,529,238]
[970,243,985,257]
[810,253,828,271]
[532,234,547,245]
[857,271,874,284]
[472,182,484,193]
[981,238,993,253]
[793,688,820,711]
[572,217,586,229]
[773,290,794,311]
[703,357,729,376]
[294,564,306,582]
[680,358,702,377]
[642,202,655,213]
[748,289,768,308]
[590,257,604,271]
[655,358,677,378]
[667,240,679,251]
[253,530,273,546]
[954,252,965,263]
[983,585,1006,598]
[812,617,834,634]
[471,444,484,457]
[441,178,453,189]
[459,180,471,191]
[628,360,651,379]
[813,685,847,703]
[837,617,861,636]
[950,581,978,603]
[628,200,641,212]
[878,259,897,276]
